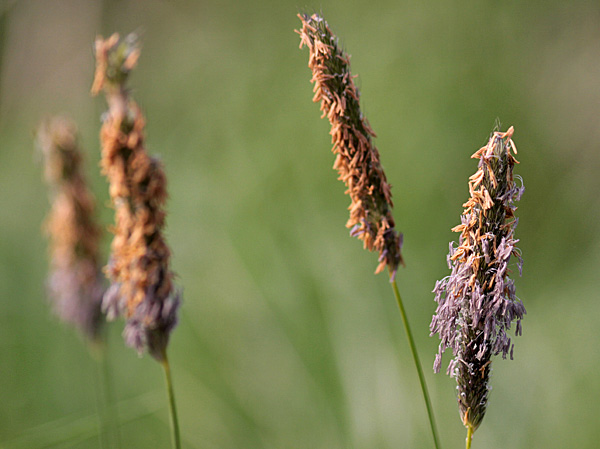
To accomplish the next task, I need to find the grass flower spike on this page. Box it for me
[39,117,121,449]
[430,126,526,445]
[39,117,105,341]
[297,13,403,280]
[299,14,440,449]
[91,33,180,362]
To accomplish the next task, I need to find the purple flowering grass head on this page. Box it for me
[38,117,105,341]
[430,126,526,431]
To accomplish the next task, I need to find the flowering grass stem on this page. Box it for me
[38,116,119,446]
[92,32,183,448]
[160,350,181,449]
[298,14,440,446]
[430,126,525,440]
[391,279,441,449]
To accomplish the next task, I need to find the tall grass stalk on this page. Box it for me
[90,340,121,449]
[160,350,181,449]
[92,33,182,448]
[298,13,440,448]
[391,280,441,449]
[38,116,119,447]
[430,126,525,447]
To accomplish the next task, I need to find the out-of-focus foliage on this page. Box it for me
[1,0,599,447]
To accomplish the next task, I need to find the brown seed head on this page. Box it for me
[297,13,403,279]
[92,33,179,360]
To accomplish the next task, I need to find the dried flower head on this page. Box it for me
[92,33,180,361]
[38,117,105,341]
[430,126,526,432]
[297,13,403,279]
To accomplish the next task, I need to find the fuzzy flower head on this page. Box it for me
[298,13,403,279]
[38,117,105,341]
[430,126,526,432]
[92,33,180,361]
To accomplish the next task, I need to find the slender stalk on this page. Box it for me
[466,425,473,449]
[92,345,109,449]
[391,279,441,449]
[161,350,181,449]
[90,339,121,449]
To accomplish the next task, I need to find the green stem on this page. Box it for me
[391,279,441,449]
[466,425,473,449]
[90,338,121,449]
[161,350,181,449]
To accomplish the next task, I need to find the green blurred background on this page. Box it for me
[1,0,599,448]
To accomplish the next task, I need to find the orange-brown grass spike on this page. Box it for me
[297,13,403,280]
[92,33,180,361]
[38,117,105,341]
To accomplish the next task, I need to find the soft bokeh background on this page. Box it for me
[1,0,599,448]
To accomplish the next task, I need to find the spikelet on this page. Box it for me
[92,33,180,361]
[430,126,526,432]
[38,117,105,341]
[297,13,403,280]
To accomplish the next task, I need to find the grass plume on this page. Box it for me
[38,116,121,448]
[91,33,180,361]
[298,13,440,449]
[38,116,105,341]
[92,32,182,449]
[297,13,403,280]
[430,126,526,444]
